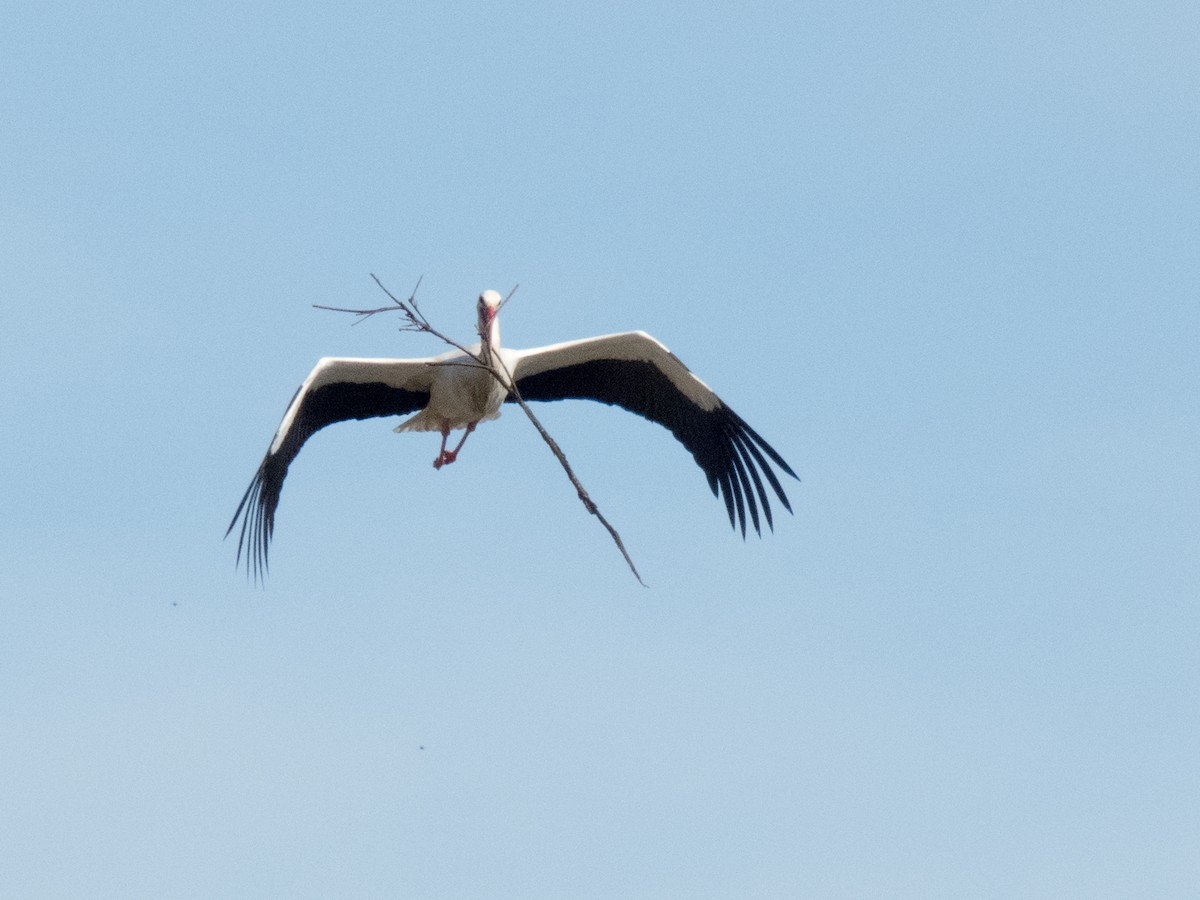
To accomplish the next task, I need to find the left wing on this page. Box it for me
[506,332,798,536]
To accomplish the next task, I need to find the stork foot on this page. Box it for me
[433,450,458,469]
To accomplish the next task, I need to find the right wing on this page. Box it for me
[227,356,436,580]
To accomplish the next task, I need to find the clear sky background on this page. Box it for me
[3,2,1198,897]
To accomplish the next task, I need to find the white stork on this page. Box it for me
[228,290,797,576]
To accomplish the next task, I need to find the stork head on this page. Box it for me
[477,289,502,331]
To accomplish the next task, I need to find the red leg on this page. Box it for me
[442,422,477,466]
[433,424,451,469]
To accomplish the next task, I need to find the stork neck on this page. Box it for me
[480,314,501,364]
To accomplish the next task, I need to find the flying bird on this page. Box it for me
[228,290,798,576]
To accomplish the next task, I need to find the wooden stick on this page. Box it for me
[315,276,647,586]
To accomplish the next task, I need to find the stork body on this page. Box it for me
[392,292,510,467]
[228,290,798,577]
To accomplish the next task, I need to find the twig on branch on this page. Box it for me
[314,276,647,586]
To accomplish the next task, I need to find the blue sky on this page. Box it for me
[3,2,1198,896]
